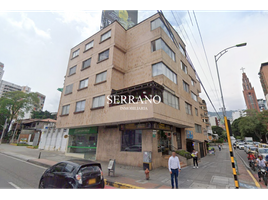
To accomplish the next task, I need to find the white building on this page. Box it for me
[209,116,219,126]
[0,80,22,97]
[0,62,4,82]
[257,99,268,111]
[232,110,246,121]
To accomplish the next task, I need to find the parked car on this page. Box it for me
[39,159,104,189]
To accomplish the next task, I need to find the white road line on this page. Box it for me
[8,182,21,189]
[0,153,47,170]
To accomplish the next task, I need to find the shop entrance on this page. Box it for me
[67,127,98,160]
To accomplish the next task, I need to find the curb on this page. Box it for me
[235,150,261,188]
[104,179,144,189]
[27,159,52,168]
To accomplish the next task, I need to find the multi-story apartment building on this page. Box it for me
[0,62,4,82]
[56,13,208,168]
[232,109,246,121]
[259,62,268,104]
[0,80,22,97]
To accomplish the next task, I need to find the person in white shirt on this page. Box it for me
[168,151,181,189]
[255,155,267,182]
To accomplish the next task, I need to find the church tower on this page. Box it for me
[242,68,260,112]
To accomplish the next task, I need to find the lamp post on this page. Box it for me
[214,42,247,189]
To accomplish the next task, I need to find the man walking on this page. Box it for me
[168,151,181,189]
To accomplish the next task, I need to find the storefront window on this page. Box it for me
[68,133,97,153]
[67,127,98,160]
[121,130,142,152]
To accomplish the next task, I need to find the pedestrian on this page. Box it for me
[218,144,221,151]
[168,151,181,189]
[192,149,198,168]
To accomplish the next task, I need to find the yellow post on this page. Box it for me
[224,116,239,188]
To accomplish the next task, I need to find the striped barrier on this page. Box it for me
[104,179,144,189]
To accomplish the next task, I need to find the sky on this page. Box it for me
[0,1,268,114]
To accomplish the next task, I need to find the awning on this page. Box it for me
[186,138,202,143]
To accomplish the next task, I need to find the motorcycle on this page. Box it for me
[249,159,256,171]
[260,168,268,186]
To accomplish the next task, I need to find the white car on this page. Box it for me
[238,143,245,150]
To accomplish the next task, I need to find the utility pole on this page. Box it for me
[214,42,247,189]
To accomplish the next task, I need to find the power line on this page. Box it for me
[158,10,222,119]
[192,11,223,112]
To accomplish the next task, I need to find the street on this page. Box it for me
[234,148,268,189]
[0,153,46,188]
[0,153,116,189]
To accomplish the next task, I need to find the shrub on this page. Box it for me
[214,138,224,143]
[17,143,30,146]
[175,149,192,159]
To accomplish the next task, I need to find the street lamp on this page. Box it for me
[214,42,247,189]
[215,42,247,116]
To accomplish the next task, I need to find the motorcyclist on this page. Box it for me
[255,155,267,182]
[247,151,255,160]
[247,151,256,169]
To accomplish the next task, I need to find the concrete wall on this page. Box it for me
[38,128,68,152]
[96,127,163,168]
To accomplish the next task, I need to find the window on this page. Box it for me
[79,78,88,89]
[179,43,186,57]
[65,84,73,95]
[51,163,66,173]
[191,92,197,101]
[100,30,111,42]
[96,71,107,84]
[92,95,105,108]
[195,124,202,133]
[61,105,70,115]
[121,130,142,152]
[75,100,86,112]
[163,90,179,109]
[69,66,76,76]
[183,81,189,93]
[195,108,198,116]
[64,164,74,173]
[72,49,79,58]
[152,62,177,84]
[185,102,192,115]
[82,58,91,70]
[85,40,94,51]
[151,18,174,42]
[98,49,109,62]
[151,38,175,61]
[191,79,195,86]
[181,61,187,74]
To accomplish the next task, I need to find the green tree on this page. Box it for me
[238,109,266,141]
[31,110,56,120]
[0,91,39,141]
[212,126,224,137]
[231,117,243,138]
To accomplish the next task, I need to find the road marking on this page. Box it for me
[8,182,21,189]
[0,153,47,170]
[246,169,260,188]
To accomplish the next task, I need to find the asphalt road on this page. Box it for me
[0,153,46,188]
[0,153,116,189]
[235,148,258,175]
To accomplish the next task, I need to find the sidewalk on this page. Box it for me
[0,143,259,189]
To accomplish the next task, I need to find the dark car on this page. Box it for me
[39,159,104,189]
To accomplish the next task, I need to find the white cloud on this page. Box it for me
[55,11,101,39]
[5,13,51,40]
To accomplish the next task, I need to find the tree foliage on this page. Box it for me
[212,126,224,136]
[31,110,56,120]
[0,91,39,137]
[238,109,268,142]
[231,117,243,138]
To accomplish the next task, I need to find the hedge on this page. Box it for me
[175,149,192,159]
